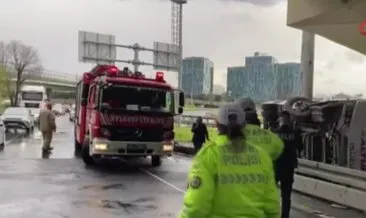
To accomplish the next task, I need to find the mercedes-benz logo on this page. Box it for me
[134,128,143,137]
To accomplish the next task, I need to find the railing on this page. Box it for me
[6,66,79,83]
[295,159,366,211]
[175,115,216,127]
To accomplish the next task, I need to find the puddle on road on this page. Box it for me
[34,131,42,140]
[33,131,67,140]
[74,198,156,213]
[54,131,68,135]
[100,199,156,210]
[80,183,125,190]
[131,197,154,203]
[51,173,80,182]
[20,142,26,149]
[0,197,64,216]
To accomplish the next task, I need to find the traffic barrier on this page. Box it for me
[298,159,366,191]
[294,174,366,211]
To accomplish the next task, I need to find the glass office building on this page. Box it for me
[227,52,301,102]
[274,63,301,99]
[182,57,214,96]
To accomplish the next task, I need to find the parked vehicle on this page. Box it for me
[1,107,35,134]
[18,85,47,108]
[30,108,41,125]
[69,104,75,122]
[63,104,71,114]
[52,103,64,116]
[0,116,6,150]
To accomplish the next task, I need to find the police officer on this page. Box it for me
[235,97,284,160]
[236,97,261,126]
[191,117,209,154]
[272,111,303,218]
[38,102,56,152]
[179,103,280,218]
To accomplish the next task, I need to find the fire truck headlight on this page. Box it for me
[94,143,107,150]
[163,144,173,152]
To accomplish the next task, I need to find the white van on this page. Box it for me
[19,85,47,108]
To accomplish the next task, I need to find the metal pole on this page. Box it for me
[178,3,183,89]
[190,73,193,104]
[133,43,139,72]
[300,31,315,99]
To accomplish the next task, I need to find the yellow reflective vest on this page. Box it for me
[179,135,281,218]
[245,124,284,160]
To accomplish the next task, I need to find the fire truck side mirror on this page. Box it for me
[178,107,183,114]
[81,98,87,106]
[179,92,185,107]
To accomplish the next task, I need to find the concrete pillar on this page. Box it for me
[300,31,315,99]
[46,87,52,101]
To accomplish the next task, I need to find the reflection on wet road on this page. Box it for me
[0,116,363,217]
[1,117,74,159]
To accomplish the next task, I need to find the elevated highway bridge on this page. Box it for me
[7,70,227,106]
[287,0,366,55]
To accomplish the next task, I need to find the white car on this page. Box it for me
[2,107,35,134]
[52,103,64,116]
[0,118,5,149]
[30,108,41,125]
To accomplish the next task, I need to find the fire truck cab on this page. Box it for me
[74,65,184,166]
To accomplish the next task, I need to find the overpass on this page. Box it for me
[286,0,366,211]
[7,70,228,105]
[287,0,366,55]
[7,70,77,99]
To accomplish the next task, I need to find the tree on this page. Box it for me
[0,42,11,105]
[0,66,11,103]
[1,40,41,106]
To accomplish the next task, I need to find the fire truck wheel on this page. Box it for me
[81,137,96,166]
[151,155,162,167]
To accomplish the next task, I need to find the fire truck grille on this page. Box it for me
[107,127,164,142]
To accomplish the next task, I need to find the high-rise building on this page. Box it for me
[227,52,301,102]
[275,63,301,99]
[182,57,214,96]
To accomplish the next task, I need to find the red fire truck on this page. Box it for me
[74,65,184,166]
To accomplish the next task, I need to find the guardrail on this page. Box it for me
[294,159,366,211]
[297,159,366,191]
[175,115,216,127]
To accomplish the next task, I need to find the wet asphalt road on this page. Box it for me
[0,116,364,218]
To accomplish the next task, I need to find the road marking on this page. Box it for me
[139,168,185,194]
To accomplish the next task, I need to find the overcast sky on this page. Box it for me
[1,0,365,95]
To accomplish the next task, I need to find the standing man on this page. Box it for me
[38,102,56,152]
[191,117,209,154]
[272,111,303,218]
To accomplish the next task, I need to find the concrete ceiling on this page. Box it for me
[287,0,366,55]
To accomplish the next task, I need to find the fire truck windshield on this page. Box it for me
[100,85,172,113]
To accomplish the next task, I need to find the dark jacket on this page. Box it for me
[191,123,209,144]
[245,111,261,126]
[272,125,303,171]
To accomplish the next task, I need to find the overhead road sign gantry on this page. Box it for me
[153,42,180,71]
[79,31,180,71]
[78,31,117,65]
[78,30,180,73]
